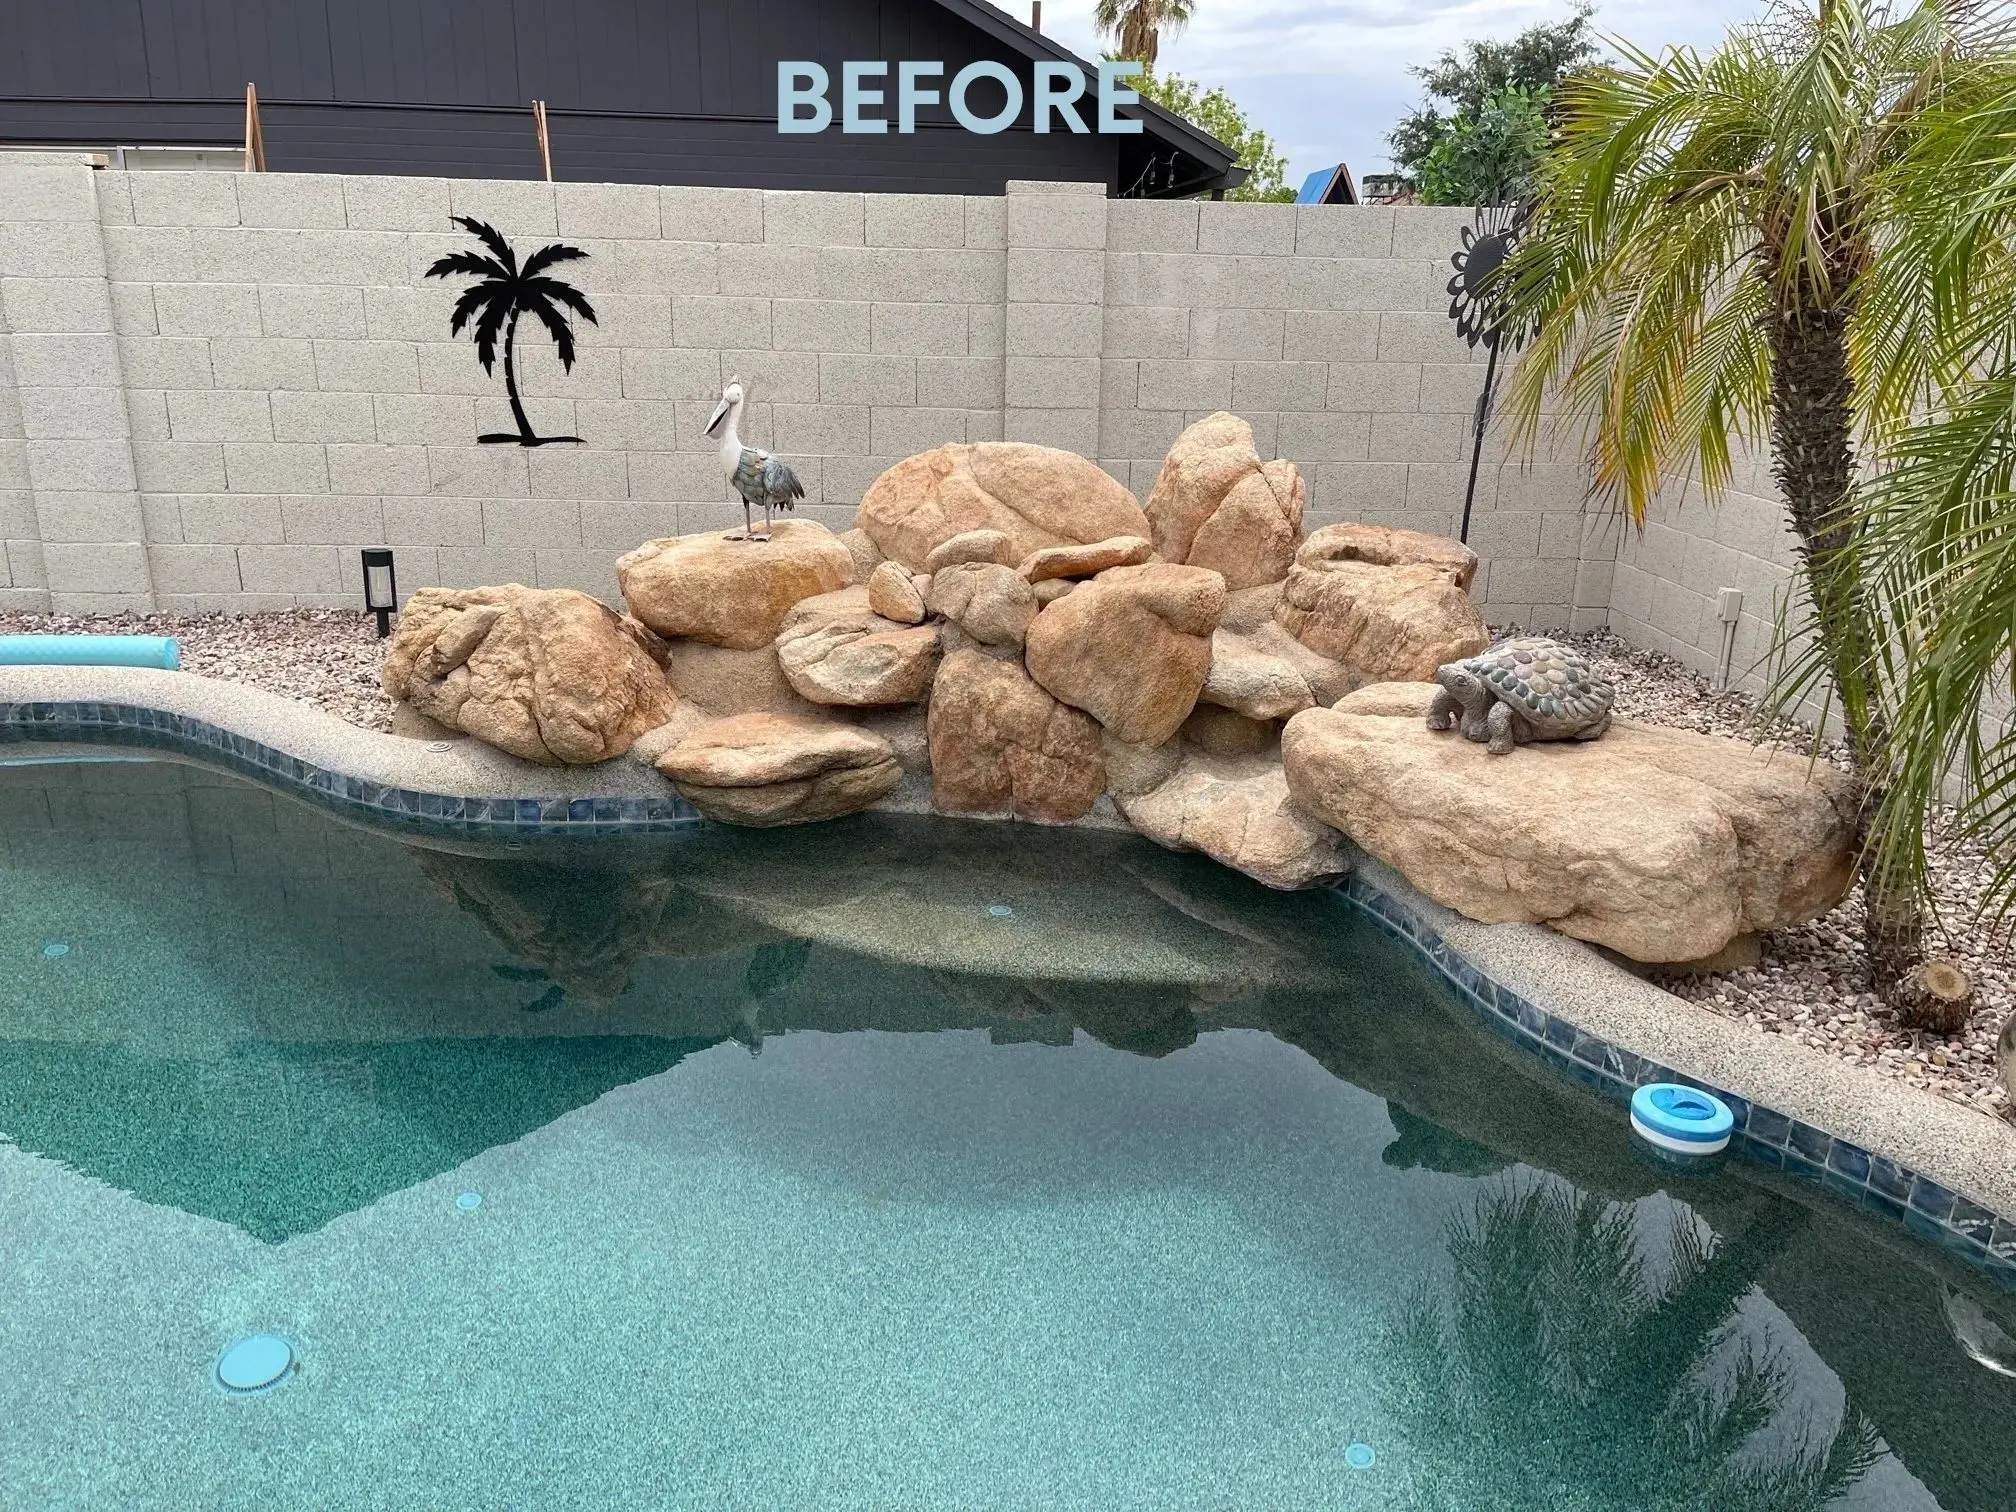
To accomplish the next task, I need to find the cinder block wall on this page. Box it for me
[0,161,1609,626]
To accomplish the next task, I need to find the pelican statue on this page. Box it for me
[704,378,805,542]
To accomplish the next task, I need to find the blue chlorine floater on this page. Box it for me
[1631,1083,1734,1156]
[0,634,180,670]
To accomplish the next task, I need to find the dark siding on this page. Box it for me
[0,0,1202,195]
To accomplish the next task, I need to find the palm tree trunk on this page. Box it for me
[502,307,535,445]
[1767,305,1923,991]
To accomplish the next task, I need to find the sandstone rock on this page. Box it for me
[926,561,1038,648]
[1144,413,1306,589]
[1181,705,1278,757]
[1023,563,1226,746]
[866,559,928,624]
[774,587,938,707]
[1101,729,1184,797]
[924,528,1017,573]
[927,649,1105,822]
[657,713,902,826]
[1018,535,1153,584]
[617,519,855,650]
[662,639,819,718]
[838,526,884,585]
[1118,749,1348,891]
[1275,523,1490,682]
[1221,581,1284,634]
[1281,682,1860,962]
[859,443,1151,570]
[1200,629,1315,721]
[1034,579,1078,606]
[383,585,674,766]
[845,706,933,775]
[1241,618,1356,706]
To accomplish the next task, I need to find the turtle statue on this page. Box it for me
[1426,636,1615,755]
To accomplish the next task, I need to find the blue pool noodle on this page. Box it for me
[0,635,181,670]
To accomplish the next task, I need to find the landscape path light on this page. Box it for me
[361,548,397,639]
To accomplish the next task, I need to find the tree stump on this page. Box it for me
[1898,959,1974,1035]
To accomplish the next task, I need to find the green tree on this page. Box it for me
[1134,69,1295,202]
[1497,0,2013,994]
[1094,0,1195,71]
[1390,5,1599,205]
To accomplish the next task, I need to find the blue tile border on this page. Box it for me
[1330,872,2016,1289]
[0,699,703,838]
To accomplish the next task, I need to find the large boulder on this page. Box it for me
[1200,629,1315,721]
[1276,523,1489,682]
[1118,750,1349,891]
[774,588,938,707]
[383,585,674,766]
[662,640,818,718]
[927,649,1105,823]
[858,443,1152,571]
[617,519,855,650]
[1024,563,1226,746]
[1281,682,1860,962]
[1144,413,1306,590]
[926,561,1038,649]
[657,713,902,826]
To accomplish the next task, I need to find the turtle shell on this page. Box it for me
[1462,636,1615,725]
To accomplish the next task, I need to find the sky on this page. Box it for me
[1032,0,1771,187]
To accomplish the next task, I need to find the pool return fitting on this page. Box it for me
[1630,1083,1735,1157]
[0,635,180,670]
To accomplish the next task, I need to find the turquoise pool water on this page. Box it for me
[0,758,2011,1510]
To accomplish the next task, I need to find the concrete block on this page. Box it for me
[1405,462,1481,517]
[129,172,240,227]
[271,391,376,444]
[0,164,100,222]
[1231,361,1327,414]
[1468,509,1543,560]
[603,238,720,297]
[109,283,158,336]
[866,194,966,248]
[43,541,152,597]
[5,538,46,589]
[871,406,968,456]
[963,197,1007,250]
[428,445,530,498]
[717,243,819,299]
[1289,258,1428,312]
[1107,201,1199,254]
[1647,576,1712,645]
[587,293,674,348]
[813,247,877,302]
[360,285,442,343]
[371,393,475,446]
[2,277,113,334]
[1416,362,1497,414]
[1190,308,1285,362]
[132,441,224,493]
[447,179,555,235]
[260,284,366,340]
[533,548,620,599]
[964,408,1003,442]
[27,438,137,492]
[236,544,343,594]
[1538,508,1590,561]
[33,490,147,542]
[1005,180,1105,197]
[313,339,420,394]
[341,175,452,231]
[870,247,1004,305]
[1136,359,1234,411]
[628,449,731,500]
[661,186,765,244]
[1006,356,1100,410]
[1307,460,1409,515]
[114,337,211,392]
[10,331,121,389]
[1328,362,1422,413]
[765,191,865,247]
[1197,254,1296,311]
[565,399,673,453]
[1368,411,1464,463]
[1007,193,1107,251]
[916,356,1003,410]
[1296,206,1395,259]
[1,221,108,279]
[476,394,579,443]
[381,496,483,546]
[875,302,973,358]
[580,500,674,548]
[1100,358,1139,411]
[180,494,282,543]
[1390,207,1481,261]
[1277,409,1371,463]
[436,546,539,586]
[154,282,263,338]
[18,386,130,441]
[280,494,384,545]
[1197,202,1297,257]
[621,347,721,401]
[555,182,662,240]
[765,299,865,354]
[820,353,916,406]
[1378,310,1481,365]
[1101,305,1188,360]
[673,295,771,349]
[1007,248,1104,305]
[1495,464,1587,514]
[968,303,1005,358]
[1099,408,1186,461]
[125,389,171,443]
[139,493,182,542]
[94,171,133,227]
[529,448,628,500]
[234,172,347,229]
[717,351,819,404]
[1004,302,1101,359]
[1004,408,1099,457]
[483,498,579,546]
[222,442,328,494]
[417,341,504,397]
[773,404,870,455]
[210,337,318,392]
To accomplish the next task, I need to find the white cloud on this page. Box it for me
[1027,0,1770,184]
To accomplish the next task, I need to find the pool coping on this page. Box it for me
[4,663,2013,1284]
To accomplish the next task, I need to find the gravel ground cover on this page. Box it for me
[1,609,2006,1119]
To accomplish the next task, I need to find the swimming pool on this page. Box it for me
[1,758,2011,1509]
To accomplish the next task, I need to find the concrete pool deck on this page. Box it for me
[3,662,2013,1262]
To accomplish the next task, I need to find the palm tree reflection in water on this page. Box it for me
[1385,1179,1881,1510]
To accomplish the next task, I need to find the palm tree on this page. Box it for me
[1387,1179,1882,1510]
[425,215,597,446]
[1497,0,2011,993]
[1095,0,1195,70]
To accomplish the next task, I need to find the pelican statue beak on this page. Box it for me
[705,396,731,438]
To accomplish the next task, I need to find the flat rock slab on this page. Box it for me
[657,712,901,826]
[1282,682,1859,963]
[618,520,855,650]
[1276,522,1489,683]
[775,587,938,707]
[1118,750,1348,891]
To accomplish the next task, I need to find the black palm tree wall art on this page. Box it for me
[426,216,597,446]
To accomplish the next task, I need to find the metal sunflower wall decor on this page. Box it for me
[1446,202,1534,544]
[426,216,598,446]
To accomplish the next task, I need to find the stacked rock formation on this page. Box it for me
[381,414,1857,964]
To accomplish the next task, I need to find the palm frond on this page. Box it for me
[519,291,579,371]
[450,215,518,276]
[520,242,592,281]
[522,275,597,325]
[425,251,509,284]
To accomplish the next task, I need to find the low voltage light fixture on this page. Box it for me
[361,548,397,638]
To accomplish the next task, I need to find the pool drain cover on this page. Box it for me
[987,905,1014,918]
[1344,1442,1377,1470]
[41,942,68,957]
[215,1334,295,1395]
[457,1190,483,1212]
